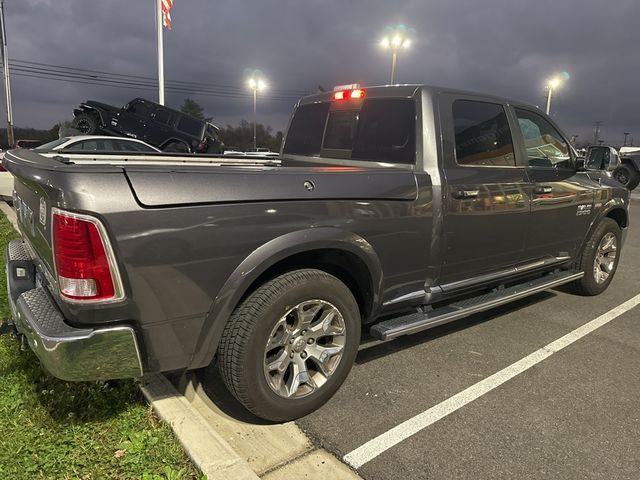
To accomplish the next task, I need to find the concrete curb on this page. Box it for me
[0,201,18,230]
[140,374,259,480]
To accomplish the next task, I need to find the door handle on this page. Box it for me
[534,186,553,194]
[452,189,479,199]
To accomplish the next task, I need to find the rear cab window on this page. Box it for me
[283,93,416,164]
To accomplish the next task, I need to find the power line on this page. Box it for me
[8,64,302,100]
[7,69,302,103]
[9,58,309,97]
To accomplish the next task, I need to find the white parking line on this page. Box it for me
[343,293,640,469]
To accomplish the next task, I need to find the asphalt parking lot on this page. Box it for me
[293,198,640,480]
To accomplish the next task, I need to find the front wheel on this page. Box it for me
[216,269,361,421]
[613,163,640,190]
[571,218,621,296]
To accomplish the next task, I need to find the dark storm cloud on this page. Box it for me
[4,0,640,144]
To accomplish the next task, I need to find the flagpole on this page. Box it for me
[156,0,165,105]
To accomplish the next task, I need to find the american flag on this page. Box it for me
[161,0,174,29]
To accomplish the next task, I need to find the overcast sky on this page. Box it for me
[4,0,640,144]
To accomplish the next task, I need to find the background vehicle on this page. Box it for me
[15,139,42,149]
[244,147,279,157]
[3,85,629,422]
[34,135,160,153]
[72,97,224,154]
[584,145,640,190]
[0,136,160,198]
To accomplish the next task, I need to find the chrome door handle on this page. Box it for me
[453,189,479,199]
[534,186,553,194]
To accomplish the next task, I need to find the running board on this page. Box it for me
[370,270,584,341]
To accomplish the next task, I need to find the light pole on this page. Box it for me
[544,77,562,115]
[544,72,570,115]
[247,73,267,151]
[380,25,414,85]
[0,1,14,148]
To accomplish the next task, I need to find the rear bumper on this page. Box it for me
[5,240,143,381]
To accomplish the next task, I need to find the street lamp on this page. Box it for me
[247,72,267,150]
[544,72,569,115]
[380,25,414,85]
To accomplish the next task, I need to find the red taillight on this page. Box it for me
[52,210,119,301]
[333,88,366,101]
[333,90,346,101]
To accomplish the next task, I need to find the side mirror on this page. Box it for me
[606,147,620,172]
[575,158,586,171]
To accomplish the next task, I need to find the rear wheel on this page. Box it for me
[72,112,99,134]
[613,163,640,190]
[570,218,621,296]
[216,269,360,421]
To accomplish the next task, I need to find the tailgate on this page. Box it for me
[3,149,128,279]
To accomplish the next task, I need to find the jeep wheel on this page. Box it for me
[614,164,640,190]
[217,269,361,421]
[571,218,621,296]
[72,113,99,135]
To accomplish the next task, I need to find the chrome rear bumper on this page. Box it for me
[6,240,143,381]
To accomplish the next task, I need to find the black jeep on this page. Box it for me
[72,97,224,154]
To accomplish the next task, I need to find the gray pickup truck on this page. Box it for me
[2,85,630,421]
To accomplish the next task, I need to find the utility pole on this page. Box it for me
[593,121,603,145]
[623,132,630,147]
[0,1,14,148]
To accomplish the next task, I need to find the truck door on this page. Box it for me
[511,107,594,260]
[115,99,152,139]
[438,95,532,285]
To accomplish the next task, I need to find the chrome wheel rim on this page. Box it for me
[593,232,617,284]
[263,299,346,399]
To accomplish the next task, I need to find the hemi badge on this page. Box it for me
[39,197,47,226]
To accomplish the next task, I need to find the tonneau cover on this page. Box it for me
[124,166,417,206]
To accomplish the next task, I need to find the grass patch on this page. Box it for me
[0,213,202,479]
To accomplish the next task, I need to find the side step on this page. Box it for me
[370,270,583,341]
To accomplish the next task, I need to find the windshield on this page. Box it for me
[33,137,71,151]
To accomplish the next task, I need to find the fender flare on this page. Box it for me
[74,105,105,126]
[620,156,640,172]
[578,198,628,256]
[188,227,383,369]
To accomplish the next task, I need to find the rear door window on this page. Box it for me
[154,109,173,125]
[452,100,516,167]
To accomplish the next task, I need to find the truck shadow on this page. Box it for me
[356,291,556,365]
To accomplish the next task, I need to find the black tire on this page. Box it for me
[72,112,99,135]
[613,163,640,190]
[570,218,621,296]
[216,269,361,421]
